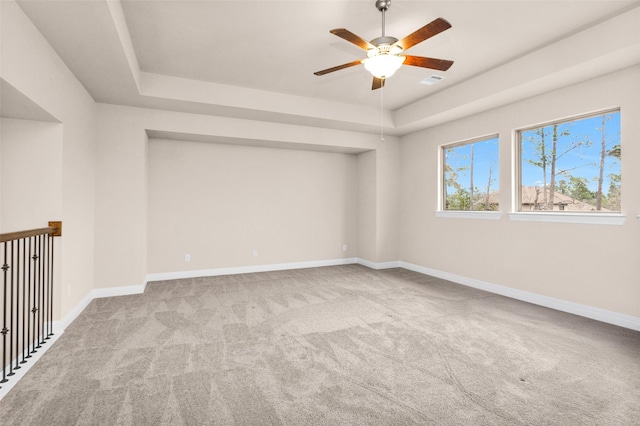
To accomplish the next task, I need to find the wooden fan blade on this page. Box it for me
[372,77,385,90]
[330,28,375,51]
[314,59,363,76]
[403,55,454,71]
[395,18,452,51]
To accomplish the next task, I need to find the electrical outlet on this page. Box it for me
[185,253,191,262]
[252,249,258,257]
[343,244,348,252]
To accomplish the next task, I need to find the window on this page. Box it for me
[442,135,499,211]
[518,109,621,213]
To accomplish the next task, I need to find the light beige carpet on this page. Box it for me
[1,265,639,425]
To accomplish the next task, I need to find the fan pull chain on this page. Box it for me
[380,81,384,140]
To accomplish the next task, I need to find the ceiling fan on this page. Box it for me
[314,0,454,90]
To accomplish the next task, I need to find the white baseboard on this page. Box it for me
[400,261,640,332]
[357,258,401,270]
[92,283,147,299]
[55,292,93,332]
[146,257,359,282]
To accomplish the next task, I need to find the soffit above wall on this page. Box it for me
[0,79,60,123]
[146,130,373,155]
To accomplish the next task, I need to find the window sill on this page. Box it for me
[508,212,625,225]
[435,211,502,220]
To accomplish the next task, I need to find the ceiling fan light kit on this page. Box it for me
[363,53,406,79]
[314,0,454,90]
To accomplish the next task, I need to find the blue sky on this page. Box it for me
[444,137,499,193]
[521,111,620,192]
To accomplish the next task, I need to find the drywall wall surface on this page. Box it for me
[376,140,401,263]
[94,103,391,288]
[1,0,97,320]
[0,118,62,231]
[357,150,377,263]
[147,138,358,272]
[400,65,640,318]
[93,105,148,290]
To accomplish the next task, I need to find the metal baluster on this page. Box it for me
[25,238,32,360]
[48,234,54,338]
[1,242,9,384]
[38,234,44,347]
[43,235,48,340]
[30,237,37,356]
[41,235,48,345]
[33,235,41,351]
[21,238,27,364]
[7,241,15,377]
[14,239,22,371]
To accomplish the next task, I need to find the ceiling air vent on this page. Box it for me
[420,75,445,85]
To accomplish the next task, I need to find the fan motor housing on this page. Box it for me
[371,36,399,48]
[370,36,403,56]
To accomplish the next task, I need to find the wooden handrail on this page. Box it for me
[0,221,61,243]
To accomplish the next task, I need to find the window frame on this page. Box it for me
[438,133,501,218]
[510,108,624,225]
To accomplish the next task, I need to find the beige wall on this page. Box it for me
[399,65,640,318]
[148,138,358,272]
[375,141,400,263]
[0,118,63,231]
[1,0,97,320]
[94,103,398,289]
[356,143,401,265]
[357,151,377,262]
[93,105,148,290]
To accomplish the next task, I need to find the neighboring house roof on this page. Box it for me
[521,186,608,211]
[473,191,499,209]
[476,186,610,212]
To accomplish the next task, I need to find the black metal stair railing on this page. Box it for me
[0,222,61,388]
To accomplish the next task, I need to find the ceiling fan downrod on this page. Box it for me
[376,0,391,37]
[371,0,399,49]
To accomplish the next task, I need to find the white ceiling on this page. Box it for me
[11,0,640,135]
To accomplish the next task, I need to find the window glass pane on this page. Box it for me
[443,136,499,211]
[519,110,621,212]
